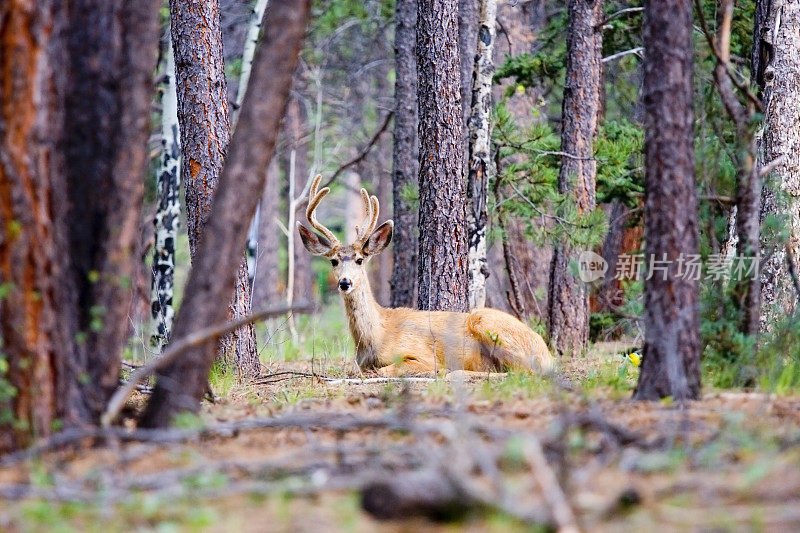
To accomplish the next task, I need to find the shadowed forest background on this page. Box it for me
[3,0,800,530]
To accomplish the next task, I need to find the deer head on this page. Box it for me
[297,175,393,295]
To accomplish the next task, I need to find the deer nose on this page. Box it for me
[338,279,352,291]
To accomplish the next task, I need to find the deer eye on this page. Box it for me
[330,259,339,267]
[356,258,363,265]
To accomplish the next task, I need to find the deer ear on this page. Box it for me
[297,222,333,255]
[363,221,393,256]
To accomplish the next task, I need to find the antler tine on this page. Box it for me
[309,174,321,199]
[354,188,372,242]
[367,195,379,236]
[305,175,339,246]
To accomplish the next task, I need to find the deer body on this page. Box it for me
[298,176,554,376]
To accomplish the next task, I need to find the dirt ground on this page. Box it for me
[2,342,800,532]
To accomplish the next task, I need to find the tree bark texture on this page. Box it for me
[459,0,479,165]
[169,0,229,257]
[0,0,74,452]
[151,34,182,350]
[390,0,420,309]
[416,0,469,312]
[62,0,160,413]
[142,0,310,427]
[0,0,160,451]
[547,0,602,356]
[221,260,259,377]
[758,1,800,331]
[466,0,497,310]
[169,0,258,374]
[633,0,701,401]
[752,0,773,95]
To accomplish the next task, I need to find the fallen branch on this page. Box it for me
[253,370,437,385]
[101,303,314,427]
[523,436,581,533]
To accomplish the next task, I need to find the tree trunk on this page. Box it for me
[390,0,420,309]
[416,0,469,312]
[151,33,182,350]
[459,0,479,161]
[633,0,701,401]
[0,0,160,451]
[758,1,800,331]
[0,0,75,452]
[142,0,311,428]
[62,0,160,413]
[752,0,772,97]
[252,157,282,309]
[547,0,602,356]
[169,0,258,376]
[466,0,497,310]
[221,261,259,377]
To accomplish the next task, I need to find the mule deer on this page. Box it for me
[297,175,554,376]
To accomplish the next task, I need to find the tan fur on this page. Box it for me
[341,275,554,376]
[298,175,555,376]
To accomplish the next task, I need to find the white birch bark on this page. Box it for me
[236,0,270,282]
[150,35,181,350]
[467,0,497,309]
[759,1,800,331]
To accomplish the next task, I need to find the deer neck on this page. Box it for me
[342,281,385,368]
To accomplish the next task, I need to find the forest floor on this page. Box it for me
[2,341,800,532]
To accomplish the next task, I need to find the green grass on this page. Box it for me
[255,303,353,366]
[478,370,552,401]
[581,353,639,396]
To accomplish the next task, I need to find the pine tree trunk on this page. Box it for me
[169,0,258,376]
[142,0,310,427]
[62,0,160,413]
[547,0,602,356]
[466,0,496,310]
[390,0,420,309]
[151,34,182,350]
[758,1,800,331]
[416,0,469,312]
[459,0,479,157]
[633,0,701,401]
[0,0,76,452]
[0,0,160,451]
